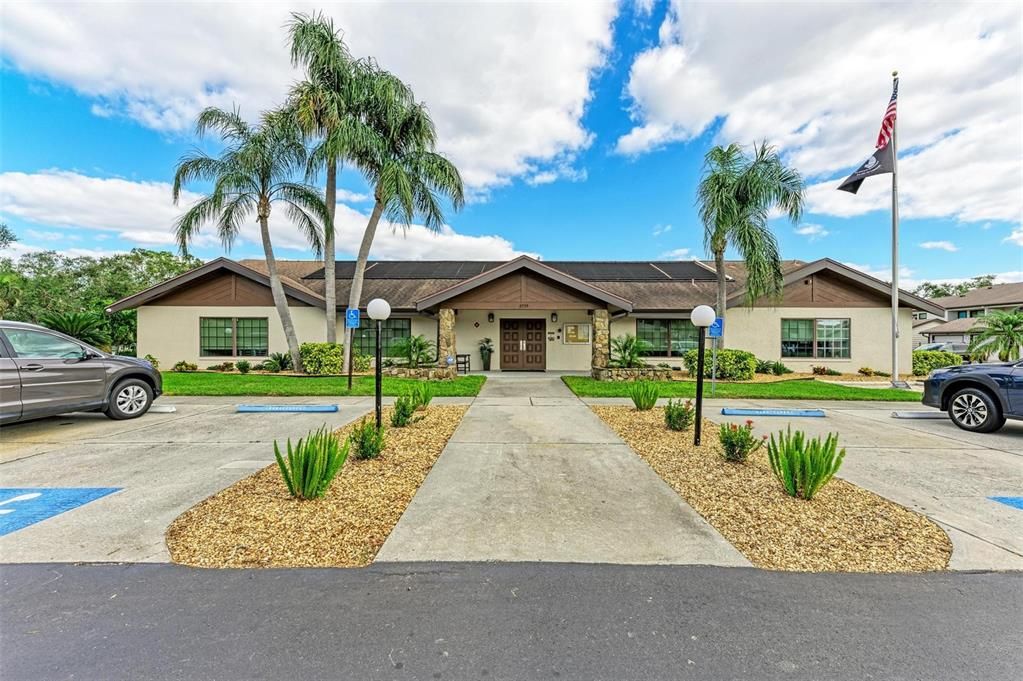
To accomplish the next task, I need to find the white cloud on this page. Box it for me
[658,248,692,260]
[617,1,1022,224]
[1,240,124,259]
[794,223,828,240]
[25,229,80,242]
[1005,228,1023,246]
[336,189,370,203]
[841,262,1023,290]
[0,169,536,261]
[1,2,616,193]
[652,223,672,236]
[633,0,657,17]
[919,240,958,252]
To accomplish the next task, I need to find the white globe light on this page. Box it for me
[367,298,391,320]
[691,304,716,327]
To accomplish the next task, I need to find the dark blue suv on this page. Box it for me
[922,361,1023,433]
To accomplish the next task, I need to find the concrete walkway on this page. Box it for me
[376,374,747,565]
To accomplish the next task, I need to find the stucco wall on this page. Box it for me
[453,309,594,371]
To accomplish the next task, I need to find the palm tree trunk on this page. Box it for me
[714,247,727,345]
[258,209,303,372]
[342,188,386,374]
[324,159,337,344]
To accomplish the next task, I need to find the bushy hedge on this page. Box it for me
[300,342,344,375]
[682,348,757,380]
[912,350,962,376]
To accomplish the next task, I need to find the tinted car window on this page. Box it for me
[5,330,84,359]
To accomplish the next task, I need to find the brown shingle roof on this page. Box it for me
[923,317,981,335]
[929,282,1023,309]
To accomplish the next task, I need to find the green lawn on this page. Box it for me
[562,376,923,402]
[161,372,486,397]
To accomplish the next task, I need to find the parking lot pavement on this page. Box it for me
[0,399,374,563]
[701,399,1023,571]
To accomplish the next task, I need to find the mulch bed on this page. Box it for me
[592,405,951,573]
[166,405,467,568]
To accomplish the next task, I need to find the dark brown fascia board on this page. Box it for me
[105,257,325,312]
[724,258,946,316]
[414,255,634,312]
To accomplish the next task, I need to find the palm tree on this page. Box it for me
[967,310,1023,361]
[696,143,805,338]
[287,12,374,344]
[340,68,464,374]
[38,311,110,347]
[172,107,329,372]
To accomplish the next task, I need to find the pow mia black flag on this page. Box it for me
[837,141,894,194]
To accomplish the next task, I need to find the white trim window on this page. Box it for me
[781,318,851,359]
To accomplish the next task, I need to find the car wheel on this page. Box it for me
[948,387,1004,433]
[105,379,154,420]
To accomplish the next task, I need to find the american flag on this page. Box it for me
[875,78,898,149]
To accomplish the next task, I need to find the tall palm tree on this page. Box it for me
[696,143,805,338]
[967,309,1023,361]
[172,107,329,371]
[287,12,368,344]
[340,68,464,374]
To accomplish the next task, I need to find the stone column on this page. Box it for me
[438,308,456,366]
[591,308,610,379]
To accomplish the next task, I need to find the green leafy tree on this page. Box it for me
[967,310,1023,361]
[0,222,16,249]
[340,68,464,375]
[172,107,330,372]
[288,12,382,344]
[913,275,996,299]
[696,143,804,339]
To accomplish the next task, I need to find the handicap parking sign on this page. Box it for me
[709,317,724,338]
[0,488,120,536]
[345,308,361,329]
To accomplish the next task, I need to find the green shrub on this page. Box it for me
[771,361,792,375]
[811,365,841,376]
[300,342,344,375]
[143,354,160,369]
[391,335,435,367]
[261,358,281,373]
[353,352,372,372]
[858,366,875,376]
[629,381,659,410]
[172,360,198,372]
[657,362,672,370]
[350,418,386,460]
[758,359,793,375]
[268,351,293,371]
[610,334,650,368]
[236,360,251,374]
[409,382,433,411]
[912,350,962,376]
[273,425,349,500]
[390,394,422,427]
[767,427,846,500]
[681,348,757,380]
[717,420,766,462]
[206,362,234,372]
[664,398,695,431]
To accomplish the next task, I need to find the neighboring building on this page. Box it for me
[109,255,942,375]
[924,282,1023,346]
[912,312,945,348]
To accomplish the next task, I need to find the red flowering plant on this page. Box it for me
[717,419,767,463]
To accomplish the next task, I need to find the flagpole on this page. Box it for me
[890,70,901,388]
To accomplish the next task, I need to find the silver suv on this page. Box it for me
[0,320,162,425]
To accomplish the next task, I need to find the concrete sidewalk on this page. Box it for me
[376,375,747,565]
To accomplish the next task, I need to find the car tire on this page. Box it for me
[105,378,154,420]
[947,387,1005,433]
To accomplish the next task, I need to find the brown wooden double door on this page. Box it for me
[500,319,546,371]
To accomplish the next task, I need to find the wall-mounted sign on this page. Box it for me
[563,323,592,345]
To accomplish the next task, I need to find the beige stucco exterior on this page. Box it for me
[452,309,595,371]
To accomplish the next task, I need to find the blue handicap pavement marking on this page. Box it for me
[0,488,120,537]
[721,408,826,418]
[236,404,338,413]
[989,496,1023,511]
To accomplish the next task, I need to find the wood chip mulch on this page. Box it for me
[166,405,467,568]
[592,406,952,573]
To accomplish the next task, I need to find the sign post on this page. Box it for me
[345,309,360,391]
[708,317,723,396]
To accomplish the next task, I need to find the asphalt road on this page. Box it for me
[2,563,1020,681]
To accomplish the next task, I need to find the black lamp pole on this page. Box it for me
[694,326,707,446]
[375,319,382,428]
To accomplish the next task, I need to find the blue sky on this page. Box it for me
[1,1,1020,289]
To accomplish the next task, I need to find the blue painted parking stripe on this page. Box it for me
[989,496,1023,510]
[0,488,120,536]
[236,404,338,413]
[721,408,825,418]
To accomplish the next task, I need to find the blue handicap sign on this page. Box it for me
[708,317,724,338]
[0,488,120,536]
[345,308,361,329]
